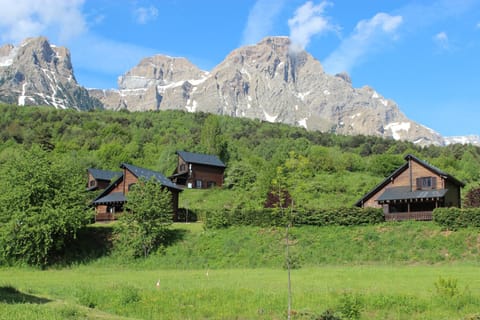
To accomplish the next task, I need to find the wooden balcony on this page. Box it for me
[384,211,432,221]
[95,212,116,222]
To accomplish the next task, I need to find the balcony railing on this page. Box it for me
[384,211,432,221]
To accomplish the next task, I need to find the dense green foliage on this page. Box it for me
[433,207,480,230]
[0,145,92,267]
[116,178,174,258]
[1,104,480,267]
[1,104,480,214]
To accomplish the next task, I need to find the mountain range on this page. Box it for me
[0,36,477,146]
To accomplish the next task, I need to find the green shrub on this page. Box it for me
[117,285,141,305]
[338,293,362,320]
[295,207,384,227]
[433,208,480,230]
[318,309,343,320]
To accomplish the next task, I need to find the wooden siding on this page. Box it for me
[122,168,139,195]
[187,163,224,188]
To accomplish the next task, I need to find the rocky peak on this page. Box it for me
[0,36,100,110]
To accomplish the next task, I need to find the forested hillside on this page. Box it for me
[1,103,480,212]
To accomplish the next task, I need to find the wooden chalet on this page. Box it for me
[92,163,183,222]
[169,151,226,189]
[355,154,465,221]
[87,168,121,191]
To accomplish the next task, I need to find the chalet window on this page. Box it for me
[207,181,216,188]
[180,164,186,172]
[89,180,96,187]
[195,179,203,189]
[416,177,436,190]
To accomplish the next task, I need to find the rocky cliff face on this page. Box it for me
[0,37,101,110]
[91,37,443,145]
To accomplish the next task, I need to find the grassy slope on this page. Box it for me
[102,222,480,269]
[2,223,480,319]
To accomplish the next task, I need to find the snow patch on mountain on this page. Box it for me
[263,110,278,122]
[444,135,480,146]
[385,122,411,140]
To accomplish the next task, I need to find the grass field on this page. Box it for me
[1,222,480,319]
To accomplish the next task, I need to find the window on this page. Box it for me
[417,177,436,190]
[89,180,96,187]
[180,164,186,172]
[195,179,203,189]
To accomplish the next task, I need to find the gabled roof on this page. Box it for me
[88,168,121,181]
[91,163,182,206]
[355,154,465,207]
[177,151,226,168]
[121,163,183,191]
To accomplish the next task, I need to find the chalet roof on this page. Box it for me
[121,163,183,191]
[91,164,182,206]
[355,154,465,207]
[376,186,449,202]
[93,192,125,205]
[88,168,121,181]
[177,151,226,168]
[92,175,124,204]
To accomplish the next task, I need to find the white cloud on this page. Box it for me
[241,0,286,45]
[133,5,158,24]
[434,31,449,49]
[288,1,336,53]
[0,0,86,43]
[323,13,403,74]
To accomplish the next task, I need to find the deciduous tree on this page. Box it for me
[119,178,173,258]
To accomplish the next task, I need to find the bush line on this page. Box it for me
[200,207,384,229]
[433,207,480,230]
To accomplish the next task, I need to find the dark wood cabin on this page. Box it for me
[92,163,183,222]
[169,151,226,189]
[355,154,465,221]
[87,168,121,191]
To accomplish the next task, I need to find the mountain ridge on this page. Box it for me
[90,36,445,146]
[1,36,477,146]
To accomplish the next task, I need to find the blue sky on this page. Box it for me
[0,0,479,137]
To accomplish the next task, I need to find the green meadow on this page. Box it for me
[1,222,480,320]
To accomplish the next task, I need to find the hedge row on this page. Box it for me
[202,207,384,229]
[433,207,480,230]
